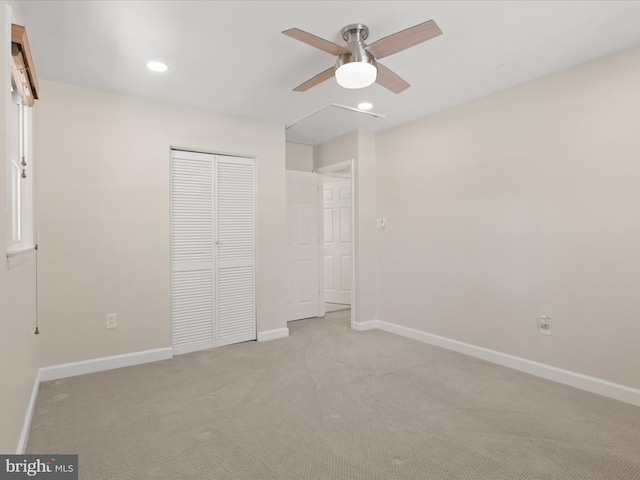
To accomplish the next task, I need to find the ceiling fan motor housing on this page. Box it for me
[336,23,377,70]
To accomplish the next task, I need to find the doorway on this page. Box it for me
[322,176,352,313]
[315,160,355,328]
[284,160,356,329]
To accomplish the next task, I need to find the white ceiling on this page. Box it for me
[19,1,640,146]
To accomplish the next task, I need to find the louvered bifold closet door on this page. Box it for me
[215,156,256,346]
[171,150,215,355]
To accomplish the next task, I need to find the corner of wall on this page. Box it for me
[354,130,378,325]
[0,0,40,454]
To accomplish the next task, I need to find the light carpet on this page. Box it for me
[27,316,640,479]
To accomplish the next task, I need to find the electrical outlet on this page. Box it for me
[106,313,117,329]
[538,315,551,335]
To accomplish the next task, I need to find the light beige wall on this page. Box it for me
[376,47,640,389]
[355,131,377,325]
[313,132,358,171]
[313,131,377,323]
[285,141,313,172]
[35,80,286,367]
[0,1,39,453]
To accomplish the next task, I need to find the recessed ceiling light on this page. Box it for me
[357,102,373,110]
[146,61,168,72]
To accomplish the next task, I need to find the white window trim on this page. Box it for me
[6,67,35,257]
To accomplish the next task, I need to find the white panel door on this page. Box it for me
[324,178,352,305]
[171,151,256,354]
[215,156,256,346]
[285,171,320,321]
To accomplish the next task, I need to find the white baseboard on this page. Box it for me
[16,368,41,454]
[173,341,216,356]
[257,327,289,342]
[373,320,640,407]
[39,347,174,382]
[352,320,379,331]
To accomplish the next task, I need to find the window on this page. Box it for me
[6,22,38,255]
[7,83,33,253]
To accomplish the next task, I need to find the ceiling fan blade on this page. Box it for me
[375,62,410,94]
[366,20,442,60]
[293,67,335,92]
[283,28,350,56]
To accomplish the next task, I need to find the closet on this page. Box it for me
[171,150,256,354]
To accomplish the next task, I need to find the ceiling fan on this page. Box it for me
[282,20,442,94]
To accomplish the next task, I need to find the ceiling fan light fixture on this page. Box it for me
[335,62,377,89]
